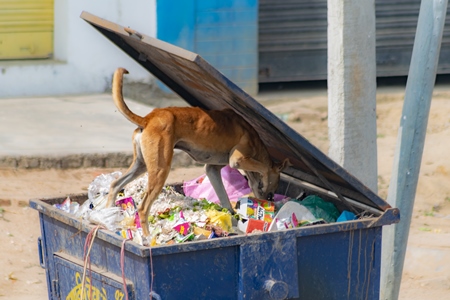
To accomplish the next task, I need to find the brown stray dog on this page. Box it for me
[107,68,290,238]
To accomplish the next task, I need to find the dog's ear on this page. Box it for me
[276,158,292,172]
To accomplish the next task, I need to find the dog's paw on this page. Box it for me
[142,236,151,247]
[231,216,238,227]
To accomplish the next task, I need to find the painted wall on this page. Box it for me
[0,0,156,98]
[157,0,259,95]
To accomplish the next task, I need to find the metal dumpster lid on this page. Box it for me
[81,11,391,212]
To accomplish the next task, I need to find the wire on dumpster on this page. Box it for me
[121,238,132,300]
[121,237,159,300]
[149,243,157,300]
[150,291,161,300]
[81,225,104,300]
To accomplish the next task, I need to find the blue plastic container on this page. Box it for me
[29,12,400,300]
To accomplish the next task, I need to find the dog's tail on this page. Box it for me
[112,68,146,128]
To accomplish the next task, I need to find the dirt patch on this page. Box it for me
[1,90,450,299]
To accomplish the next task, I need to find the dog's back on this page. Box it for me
[143,106,263,156]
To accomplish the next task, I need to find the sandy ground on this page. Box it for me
[1,89,450,299]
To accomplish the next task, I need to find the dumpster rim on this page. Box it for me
[30,195,399,258]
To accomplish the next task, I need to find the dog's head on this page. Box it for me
[247,158,291,200]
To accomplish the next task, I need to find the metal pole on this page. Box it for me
[380,1,448,299]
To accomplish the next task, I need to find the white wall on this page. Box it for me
[0,0,157,98]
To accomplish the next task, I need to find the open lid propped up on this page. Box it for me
[81,11,391,213]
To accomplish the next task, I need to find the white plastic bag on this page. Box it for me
[87,207,124,231]
[75,171,122,218]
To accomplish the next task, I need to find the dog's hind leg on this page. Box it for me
[107,131,147,207]
[205,164,234,212]
[138,167,171,237]
[138,132,175,237]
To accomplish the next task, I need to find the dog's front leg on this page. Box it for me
[205,164,234,213]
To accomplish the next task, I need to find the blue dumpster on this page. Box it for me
[29,12,400,300]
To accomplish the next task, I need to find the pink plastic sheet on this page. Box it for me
[183,165,252,203]
[183,165,286,203]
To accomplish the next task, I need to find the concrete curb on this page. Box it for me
[0,150,199,170]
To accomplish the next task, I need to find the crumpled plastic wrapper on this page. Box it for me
[88,171,122,203]
[88,207,124,231]
[53,197,80,215]
[74,171,122,218]
[54,172,234,246]
[145,187,231,245]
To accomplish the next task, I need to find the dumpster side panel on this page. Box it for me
[297,228,381,300]
[41,213,84,299]
[33,188,391,300]
[90,236,152,299]
[54,255,135,300]
[150,246,239,299]
[38,212,53,300]
[39,213,153,299]
[239,232,299,300]
[104,242,152,299]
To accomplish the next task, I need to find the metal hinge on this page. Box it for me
[52,279,60,299]
[124,27,143,40]
[37,237,45,269]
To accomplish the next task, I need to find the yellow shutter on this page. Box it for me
[0,0,54,60]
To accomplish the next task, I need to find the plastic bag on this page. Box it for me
[268,201,317,231]
[204,210,233,232]
[301,195,340,223]
[87,171,122,209]
[183,165,252,203]
[337,210,357,222]
[75,171,122,218]
[183,165,287,203]
[53,197,79,215]
[87,207,123,231]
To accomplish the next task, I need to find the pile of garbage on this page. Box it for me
[54,171,236,246]
[54,168,359,246]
